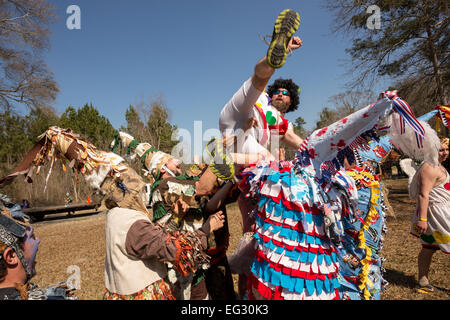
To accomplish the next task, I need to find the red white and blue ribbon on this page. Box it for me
[381,91,425,148]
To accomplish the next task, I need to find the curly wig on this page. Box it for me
[267,78,300,113]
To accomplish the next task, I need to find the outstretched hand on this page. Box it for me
[202,211,225,234]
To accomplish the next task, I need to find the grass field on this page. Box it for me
[32,178,449,300]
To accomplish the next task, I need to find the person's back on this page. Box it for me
[104,207,169,297]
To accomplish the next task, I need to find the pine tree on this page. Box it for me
[0,110,30,169]
[325,0,449,105]
[125,96,179,154]
[146,104,179,153]
[25,106,59,141]
[59,103,116,150]
[125,105,146,141]
[293,116,308,138]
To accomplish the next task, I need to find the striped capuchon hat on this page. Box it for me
[135,143,173,184]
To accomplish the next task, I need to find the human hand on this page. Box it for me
[288,36,302,52]
[173,199,189,218]
[203,211,225,234]
[244,118,259,131]
[416,220,428,235]
[222,135,237,150]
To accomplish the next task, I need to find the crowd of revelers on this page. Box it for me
[0,9,448,300]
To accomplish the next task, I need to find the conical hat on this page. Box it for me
[136,143,172,183]
[110,132,173,184]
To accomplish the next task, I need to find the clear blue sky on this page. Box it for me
[44,0,390,137]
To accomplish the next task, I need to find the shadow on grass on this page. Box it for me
[385,268,450,297]
[384,268,416,289]
[388,189,410,195]
[35,210,103,225]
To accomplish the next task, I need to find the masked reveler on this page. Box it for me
[0,193,81,300]
[218,8,304,298]
[236,90,427,300]
[110,131,238,300]
[337,136,392,300]
[0,203,42,300]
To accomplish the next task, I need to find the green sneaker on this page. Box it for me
[205,137,235,181]
[266,9,300,69]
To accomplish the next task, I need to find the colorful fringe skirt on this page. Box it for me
[241,162,341,300]
[337,167,387,300]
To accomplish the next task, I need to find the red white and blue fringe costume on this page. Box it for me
[238,94,425,300]
[338,136,392,300]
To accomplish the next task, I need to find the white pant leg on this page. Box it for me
[238,131,272,155]
[219,77,263,135]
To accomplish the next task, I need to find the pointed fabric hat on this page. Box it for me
[135,142,172,184]
[110,132,173,184]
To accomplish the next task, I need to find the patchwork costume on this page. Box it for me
[103,206,209,300]
[333,136,392,300]
[149,173,212,300]
[111,133,236,300]
[219,77,295,297]
[237,94,426,299]
[239,160,341,300]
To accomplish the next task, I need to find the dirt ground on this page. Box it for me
[32,178,449,300]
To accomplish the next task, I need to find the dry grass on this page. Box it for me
[33,214,106,300]
[32,178,449,300]
[380,179,449,300]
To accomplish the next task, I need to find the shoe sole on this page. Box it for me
[205,138,235,180]
[417,288,433,294]
[417,285,435,294]
[267,9,300,69]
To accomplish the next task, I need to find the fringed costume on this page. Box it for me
[237,93,426,300]
[110,132,236,300]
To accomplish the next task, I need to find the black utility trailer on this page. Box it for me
[22,203,100,222]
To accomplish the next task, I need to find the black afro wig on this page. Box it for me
[267,78,300,113]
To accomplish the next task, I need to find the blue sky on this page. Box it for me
[44,0,390,138]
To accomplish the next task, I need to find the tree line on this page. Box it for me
[0,100,178,169]
[316,0,448,130]
[0,0,448,203]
